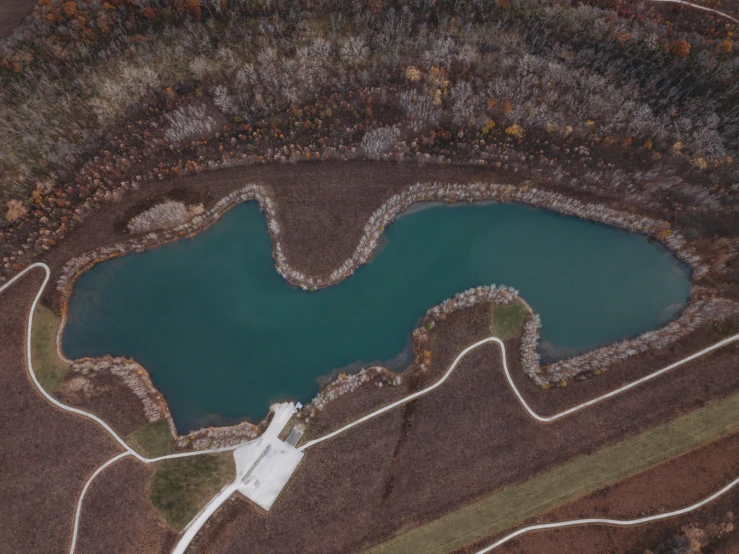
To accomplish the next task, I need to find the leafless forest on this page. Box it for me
[1,0,738,279]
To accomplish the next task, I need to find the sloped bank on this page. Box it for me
[51,181,739,448]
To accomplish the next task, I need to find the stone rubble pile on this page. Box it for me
[301,366,402,419]
[72,356,177,434]
[423,284,520,328]
[176,421,260,451]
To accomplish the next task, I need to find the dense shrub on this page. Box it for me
[361,125,400,156]
[128,201,204,233]
[164,104,218,143]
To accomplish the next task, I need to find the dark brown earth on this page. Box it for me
[189,300,739,554]
[74,456,176,554]
[3,162,738,553]
[0,0,34,39]
[42,162,525,294]
[511,320,739,422]
[0,268,120,554]
[0,162,524,554]
[42,162,523,429]
[582,0,739,37]
[55,371,150,438]
[652,0,739,20]
[36,161,738,442]
[456,430,739,554]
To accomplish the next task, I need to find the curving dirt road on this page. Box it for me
[5,262,739,554]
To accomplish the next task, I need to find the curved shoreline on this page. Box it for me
[176,335,739,553]
[51,180,738,440]
[3,263,257,464]
[6,262,739,554]
[0,263,265,553]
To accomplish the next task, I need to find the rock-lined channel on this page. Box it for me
[63,202,691,432]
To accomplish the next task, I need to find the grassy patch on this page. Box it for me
[31,304,71,392]
[363,392,739,554]
[126,421,175,458]
[490,300,528,340]
[149,453,235,532]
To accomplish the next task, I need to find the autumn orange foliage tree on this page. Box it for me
[670,40,691,58]
[716,39,733,54]
[61,1,78,18]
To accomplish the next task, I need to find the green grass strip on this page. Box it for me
[126,421,175,458]
[31,304,71,392]
[150,453,235,532]
[363,392,739,554]
[490,300,528,340]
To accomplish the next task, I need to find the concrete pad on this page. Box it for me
[232,402,304,511]
[236,439,304,510]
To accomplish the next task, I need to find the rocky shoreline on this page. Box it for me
[50,180,738,449]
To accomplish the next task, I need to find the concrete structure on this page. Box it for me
[172,402,303,554]
[233,402,304,510]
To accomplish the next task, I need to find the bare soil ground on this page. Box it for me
[74,456,176,554]
[577,0,739,39]
[0,0,34,39]
[40,161,522,431]
[0,270,120,554]
[189,299,739,554]
[3,162,738,553]
[662,0,739,19]
[41,162,519,292]
[457,431,739,554]
[28,292,152,439]
[56,371,150,438]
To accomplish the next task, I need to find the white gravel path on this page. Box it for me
[4,262,739,554]
[0,264,260,553]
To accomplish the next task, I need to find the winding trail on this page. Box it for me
[470,473,739,553]
[68,451,132,554]
[173,483,239,554]
[0,263,256,554]
[650,0,739,24]
[0,2,737,551]
[2,263,246,464]
[4,262,739,554]
[299,333,739,451]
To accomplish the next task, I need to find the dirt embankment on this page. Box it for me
[56,370,151,438]
[40,160,734,438]
[0,269,121,554]
[188,299,739,554]
[459,430,739,554]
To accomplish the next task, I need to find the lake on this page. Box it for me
[62,202,691,432]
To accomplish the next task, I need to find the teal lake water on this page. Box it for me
[63,202,691,432]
